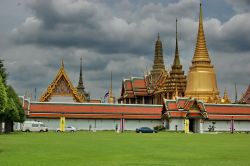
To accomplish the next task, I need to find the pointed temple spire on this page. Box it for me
[110,71,113,97]
[222,88,231,104]
[108,71,115,104]
[164,19,186,99]
[192,1,211,63]
[77,56,85,90]
[151,33,167,82]
[173,19,180,67]
[185,1,219,103]
[77,57,89,101]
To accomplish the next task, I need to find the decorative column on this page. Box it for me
[199,119,204,133]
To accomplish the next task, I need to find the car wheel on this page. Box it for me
[56,130,60,133]
[25,130,30,132]
[139,131,142,133]
[71,130,74,132]
[40,130,44,132]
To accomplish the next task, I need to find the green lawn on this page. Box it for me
[0,131,250,166]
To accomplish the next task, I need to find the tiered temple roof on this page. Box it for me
[150,33,168,83]
[120,77,149,99]
[164,19,186,98]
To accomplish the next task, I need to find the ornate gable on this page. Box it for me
[184,99,208,119]
[40,61,85,102]
[240,85,250,104]
[162,97,208,119]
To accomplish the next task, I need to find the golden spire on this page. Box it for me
[173,19,180,66]
[222,88,231,104]
[192,1,211,64]
[151,33,167,82]
[185,1,219,103]
[110,71,113,97]
[108,71,115,104]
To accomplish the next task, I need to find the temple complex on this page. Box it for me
[185,2,220,102]
[156,19,187,100]
[118,34,169,105]
[119,20,188,105]
[17,1,250,133]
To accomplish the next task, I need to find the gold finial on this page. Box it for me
[176,18,178,37]
[223,88,229,99]
[108,71,115,104]
[173,18,180,66]
[222,88,231,104]
[110,71,113,97]
[192,0,210,63]
[61,59,64,68]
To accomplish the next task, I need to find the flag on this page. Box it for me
[104,91,109,98]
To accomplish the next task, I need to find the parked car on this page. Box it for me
[22,121,48,132]
[136,127,158,133]
[56,126,77,132]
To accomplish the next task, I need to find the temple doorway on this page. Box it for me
[189,119,196,133]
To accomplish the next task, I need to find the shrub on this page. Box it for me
[154,125,165,131]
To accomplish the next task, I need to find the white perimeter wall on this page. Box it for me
[203,120,250,132]
[25,118,162,131]
[166,119,250,132]
[168,119,184,131]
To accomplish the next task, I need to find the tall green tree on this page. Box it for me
[0,75,7,134]
[0,59,25,133]
[7,86,25,122]
[4,96,18,133]
[0,59,7,84]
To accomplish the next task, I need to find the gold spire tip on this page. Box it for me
[61,59,64,68]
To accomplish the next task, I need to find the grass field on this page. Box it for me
[0,131,250,166]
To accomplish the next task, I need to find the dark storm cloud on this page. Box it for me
[205,13,250,53]
[226,0,250,13]
[11,0,199,56]
[1,0,249,99]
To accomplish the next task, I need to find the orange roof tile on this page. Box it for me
[28,102,162,119]
[205,104,250,115]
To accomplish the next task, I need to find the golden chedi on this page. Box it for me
[185,2,219,102]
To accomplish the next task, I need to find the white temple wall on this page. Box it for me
[233,121,250,131]
[203,120,231,132]
[26,118,162,131]
[169,119,184,131]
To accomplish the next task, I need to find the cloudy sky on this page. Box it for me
[0,0,249,101]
